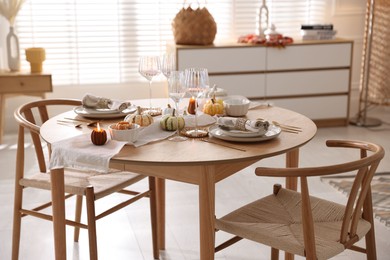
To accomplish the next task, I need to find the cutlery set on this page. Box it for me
[57,118,99,128]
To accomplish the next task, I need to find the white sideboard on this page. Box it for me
[171,39,353,127]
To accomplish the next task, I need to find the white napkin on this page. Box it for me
[184,113,216,128]
[132,120,175,148]
[217,117,270,133]
[49,133,127,173]
[82,93,131,112]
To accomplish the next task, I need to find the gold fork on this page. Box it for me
[64,117,98,127]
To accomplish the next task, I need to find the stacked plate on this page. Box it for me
[74,105,137,119]
[209,124,281,142]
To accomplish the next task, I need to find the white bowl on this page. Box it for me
[108,123,141,143]
[223,98,250,116]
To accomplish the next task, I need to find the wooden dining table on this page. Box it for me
[40,98,317,260]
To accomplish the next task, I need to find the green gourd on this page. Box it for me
[160,109,185,131]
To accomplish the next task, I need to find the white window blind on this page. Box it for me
[15,0,325,86]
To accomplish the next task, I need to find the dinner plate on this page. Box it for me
[209,124,281,142]
[218,127,266,138]
[74,105,137,119]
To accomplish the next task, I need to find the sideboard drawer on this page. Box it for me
[267,69,350,96]
[0,74,52,93]
[267,43,352,70]
[271,95,348,119]
[210,74,266,98]
[178,47,266,73]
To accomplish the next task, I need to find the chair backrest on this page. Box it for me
[14,98,82,176]
[255,139,385,258]
[325,140,384,244]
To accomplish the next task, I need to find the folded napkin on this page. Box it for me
[217,117,270,133]
[49,133,127,173]
[82,93,131,112]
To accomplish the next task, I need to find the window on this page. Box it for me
[16,0,325,86]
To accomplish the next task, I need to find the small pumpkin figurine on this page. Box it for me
[203,95,224,116]
[163,104,174,116]
[160,109,185,131]
[91,123,107,146]
[124,106,153,126]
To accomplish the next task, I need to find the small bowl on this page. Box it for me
[223,98,250,117]
[108,123,141,143]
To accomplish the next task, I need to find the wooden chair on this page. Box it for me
[215,140,385,260]
[12,98,159,260]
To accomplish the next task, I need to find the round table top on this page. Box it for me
[40,98,317,167]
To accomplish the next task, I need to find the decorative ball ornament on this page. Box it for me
[91,123,107,146]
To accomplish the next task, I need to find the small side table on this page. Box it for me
[0,70,52,143]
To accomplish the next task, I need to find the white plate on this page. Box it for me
[218,127,266,138]
[209,124,281,142]
[74,106,137,119]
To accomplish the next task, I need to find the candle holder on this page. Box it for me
[25,48,46,73]
[91,123,107,146]
[187,97,196,115]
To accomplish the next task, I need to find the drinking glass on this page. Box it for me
[168,71,187,141]
[161,53,176,79]
[184,68,209,138]
[161,53,176,104]
[138,56,161,115]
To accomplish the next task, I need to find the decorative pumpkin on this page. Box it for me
[160,109,185,131]
[203,96,224,116]
[114,121,133,130]
[163,104,174,115]
[124,106,153,126]
[91,125,107,146]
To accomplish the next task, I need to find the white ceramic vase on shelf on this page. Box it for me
[6,26,21,72]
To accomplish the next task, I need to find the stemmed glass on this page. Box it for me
[161,53,176,104]
[138,56,161,115]
[184,68,209,138]
[168,71,187,141]
[161,53,176,79]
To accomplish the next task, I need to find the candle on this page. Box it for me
[188,97,196,115]
[91,123,107,146]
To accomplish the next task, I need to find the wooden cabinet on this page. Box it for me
[0,71,52,143]
[172,39,353,127]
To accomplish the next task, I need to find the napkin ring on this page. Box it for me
[234,118,248,131]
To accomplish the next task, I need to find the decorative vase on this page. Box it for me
[6,26,21,72]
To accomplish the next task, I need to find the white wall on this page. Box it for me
[1,0,367,134]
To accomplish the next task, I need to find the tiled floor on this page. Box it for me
[1,107,389,259]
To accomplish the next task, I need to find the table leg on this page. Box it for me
[156,178,165,250]
[50,168,67,260]
[285,148,299,190]
[199,168,215,260]
[0,94,5,144]
[285,148,299,260]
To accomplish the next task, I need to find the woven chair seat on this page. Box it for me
[20,169,146,200]
[216,188,371,260]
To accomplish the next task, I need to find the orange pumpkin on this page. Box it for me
[203,97,224,116]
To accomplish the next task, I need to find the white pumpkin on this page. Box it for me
[124,106,153,126]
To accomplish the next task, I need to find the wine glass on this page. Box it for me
[161,53,176,79]
[161,53,176,104]
[138,56,161,115]
[168,71,187,141]
[184,68,209,138]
